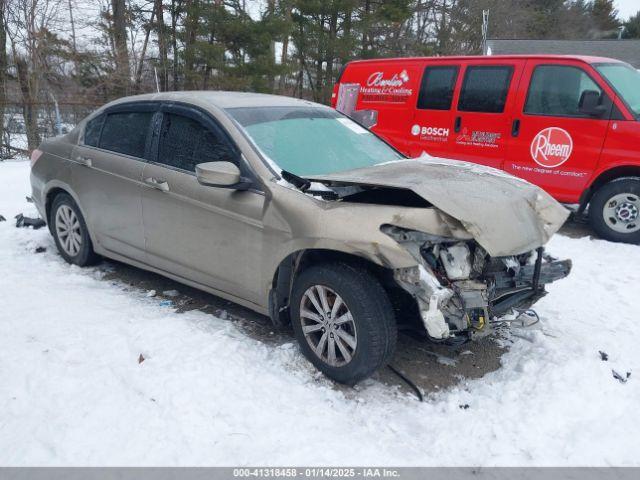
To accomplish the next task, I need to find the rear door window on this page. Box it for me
[525,65,603,117]
[99,111,154,158]
[156,113,236,172]
[417,66,459,110]
[458,66,513,113]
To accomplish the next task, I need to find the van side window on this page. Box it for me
[525,65,603,117]
[156,113,236,172]
[458,66,513,113]
[99,111,154,158]
[417,66,459,110]
[83,114,105,147]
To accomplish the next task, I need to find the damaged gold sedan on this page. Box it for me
[30,92,571,384]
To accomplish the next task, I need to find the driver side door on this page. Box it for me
[141,105,266,305]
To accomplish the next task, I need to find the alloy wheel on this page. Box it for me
[299,285,357,367]
[55,204,83,257]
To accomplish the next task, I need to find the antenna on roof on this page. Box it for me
[482,10,490,55]
[154,67,160,93]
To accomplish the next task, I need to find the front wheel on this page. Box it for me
[290,262,397,385]
[589,178,640,244]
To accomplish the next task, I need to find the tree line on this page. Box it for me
[0,0,637,153]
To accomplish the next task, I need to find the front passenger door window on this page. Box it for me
[157,113,236,172]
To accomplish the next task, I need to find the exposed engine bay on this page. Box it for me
[382,225,571,341]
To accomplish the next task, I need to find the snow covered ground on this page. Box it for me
[1,159,639,466]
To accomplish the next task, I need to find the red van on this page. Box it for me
[332,55,640,243]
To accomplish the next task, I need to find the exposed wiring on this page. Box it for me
[387,364,424,402]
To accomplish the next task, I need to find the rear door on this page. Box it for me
[451,62,523,169]
[505,60,612,202]
[141,105,266,304]
[408,63,459,158]
[71,107,155,261]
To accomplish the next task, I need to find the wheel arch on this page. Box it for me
[44,183,96,245]
[268,248,398,328]
[580,165,640,210]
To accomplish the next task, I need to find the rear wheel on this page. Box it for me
[589,178,640,244]
[50,193,100,266]
[290,262,396,385]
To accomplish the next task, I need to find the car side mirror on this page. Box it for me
[196,161,252,190]
[579,90,607,117]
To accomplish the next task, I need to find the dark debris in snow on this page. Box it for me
[15,214,46,229]
[612,370,631,384]
[599,351,609,361]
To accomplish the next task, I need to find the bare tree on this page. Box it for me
[111,0,131,94]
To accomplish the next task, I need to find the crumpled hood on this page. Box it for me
[312,155,570,257]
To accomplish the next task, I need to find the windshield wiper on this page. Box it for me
[281,170,311,191]
[281,170,339,200]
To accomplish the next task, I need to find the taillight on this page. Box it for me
[30,149,43,167]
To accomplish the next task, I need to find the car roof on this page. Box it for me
[345,54,625,65]
[102,91,322,110]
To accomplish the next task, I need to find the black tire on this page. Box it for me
[290,262,397,385]
[50,193,100,266]
[589,178,640,244]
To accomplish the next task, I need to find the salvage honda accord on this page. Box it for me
[30,92,571,384]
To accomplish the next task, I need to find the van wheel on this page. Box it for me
[50,193,100,266]
[290,262,397,385]
[589,178,640,244]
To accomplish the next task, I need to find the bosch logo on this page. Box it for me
[530,127,573,168]
[411,125,449,137]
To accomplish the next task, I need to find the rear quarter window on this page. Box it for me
[83,114,105,147]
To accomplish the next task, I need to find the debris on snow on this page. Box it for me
[459,404,470,410]
[14,213,46,229]
[159,300,173,307]
[138,354,145,364]
[599,351,609,361]
[162,289,180,297]
[146,289,157,298]
[34,246,46,254]
[612,370,631,384]
[0,215,5,222]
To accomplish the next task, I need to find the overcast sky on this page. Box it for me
[616,0,639,20]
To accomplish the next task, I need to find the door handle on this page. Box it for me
[454,116,462,133]
[144,177,170,192]
[77,156,92,167]
[511,119,521,137]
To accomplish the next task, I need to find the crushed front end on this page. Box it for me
[383,225,571,342]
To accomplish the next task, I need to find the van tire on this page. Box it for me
[589,178,640,244]
[290,262,397,385]
[50,193,100,266]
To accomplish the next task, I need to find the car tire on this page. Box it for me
[50,193,100,266]
[290,262,397,385]
[589,178,640,244]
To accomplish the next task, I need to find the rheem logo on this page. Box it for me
[530,127,573,168]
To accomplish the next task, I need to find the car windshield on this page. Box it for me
[226,106,403,177]
[596,63,640,117]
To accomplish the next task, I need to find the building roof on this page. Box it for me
[486,39,640,68]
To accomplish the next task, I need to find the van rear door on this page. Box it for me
[450,61,524,169]
[504,59,612,203]
[408,64,460,158]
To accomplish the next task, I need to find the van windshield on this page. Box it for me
[226,106,403,177]
[596,63,640,118]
